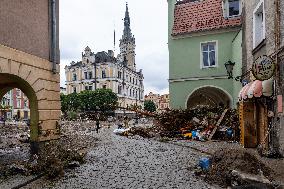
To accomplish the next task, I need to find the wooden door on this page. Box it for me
[256,102,268,150]
[239,101,257,148]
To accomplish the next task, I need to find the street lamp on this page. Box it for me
[224,61,251,85]
[224,60,235,79]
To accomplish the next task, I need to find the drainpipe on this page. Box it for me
[271,0,281,155]
[50,0,57,74]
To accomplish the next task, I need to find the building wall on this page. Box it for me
[168,29,242,108]
[0,0,61,143]
[168,0,242,109]
[232,31,243,102]
[0,0,59,61]
[65,48,144,109]
[242,0,284,155]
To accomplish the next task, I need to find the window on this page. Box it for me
[118,86,122,94]
[16,99,21,108]
[102,85,107,89]
[24,100,29,108]
[72,73,77,81]
[85,86,93,90]
[223,0,241,18]
[88,72,92,79]
[118,71,122,79]
[73,87,77,93]
[253,0,265,48]
[102,70,106,78]
[16,89,21,97]
[228,0,240,17]
[84,72,88,79]
[201,42,217,68]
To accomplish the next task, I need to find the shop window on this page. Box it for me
[201,42,217,68]
[253,0,265,48]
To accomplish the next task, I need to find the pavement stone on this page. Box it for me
[21,124,221,189]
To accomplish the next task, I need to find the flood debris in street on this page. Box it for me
[155,107,240,141]
[0,120,99,180]
[194,148,283,188]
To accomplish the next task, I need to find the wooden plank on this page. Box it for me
[208,109,228,140]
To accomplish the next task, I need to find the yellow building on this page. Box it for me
[65,3,144,113]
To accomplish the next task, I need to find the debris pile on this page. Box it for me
[128,127,155,138]
[155,107,240,141]
[0,121,99,179]
[201,149,275,188]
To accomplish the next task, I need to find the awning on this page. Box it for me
[238,78,274,101]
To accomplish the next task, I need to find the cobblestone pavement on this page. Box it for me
[23,124,220,189]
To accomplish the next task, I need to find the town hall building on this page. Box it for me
[65,3,144,110]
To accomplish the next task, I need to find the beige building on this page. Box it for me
[0,0,61,152]
[144,92,170,112]
[65,3,144,112]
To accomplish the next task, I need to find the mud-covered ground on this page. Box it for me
[0,120,283,189]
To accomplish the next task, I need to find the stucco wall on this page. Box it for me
[232,31,243,104]
[0,0,59,62]
[242,0,277,68]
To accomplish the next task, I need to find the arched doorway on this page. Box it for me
[187,86,232,109]
[0,74,39,150]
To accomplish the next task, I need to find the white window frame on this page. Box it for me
[200,41,218,69]
[222,0,242,18]
[253,0,265,49]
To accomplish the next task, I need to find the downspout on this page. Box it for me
[50,0,57,74]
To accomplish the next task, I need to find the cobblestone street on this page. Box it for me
[22,124,220,189]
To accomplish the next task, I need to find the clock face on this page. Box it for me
[252,55,275,81]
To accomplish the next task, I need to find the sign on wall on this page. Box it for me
[252,55,275,81]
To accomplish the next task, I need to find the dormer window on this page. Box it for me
[223,0,241,18]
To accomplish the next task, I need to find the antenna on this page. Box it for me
[113,20,116,54]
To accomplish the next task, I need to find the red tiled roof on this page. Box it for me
[172,0,241,36]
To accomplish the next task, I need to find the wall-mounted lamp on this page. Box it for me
[224,61,251,85]
[224,60,235,79]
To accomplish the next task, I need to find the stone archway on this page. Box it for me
[0,44,61,153]
[187,86,232,109]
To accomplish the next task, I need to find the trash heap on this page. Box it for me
[155,107,240,141]
[199,149,275,188]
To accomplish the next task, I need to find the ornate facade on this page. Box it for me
[65,3,144,110]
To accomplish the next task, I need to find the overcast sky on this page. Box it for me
[60,0,169,95]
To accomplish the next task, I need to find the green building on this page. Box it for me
[168,0,243,109]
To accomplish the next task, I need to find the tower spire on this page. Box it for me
[123,2,132,40]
